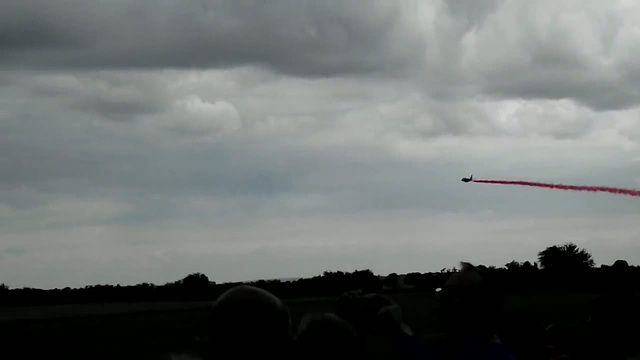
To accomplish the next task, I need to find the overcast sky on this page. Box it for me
[2,0,640,289]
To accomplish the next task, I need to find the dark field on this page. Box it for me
[0,292,601,359]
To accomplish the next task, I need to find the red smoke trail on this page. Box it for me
[473,179,640,197]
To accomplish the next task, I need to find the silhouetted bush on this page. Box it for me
[538,243,595,271]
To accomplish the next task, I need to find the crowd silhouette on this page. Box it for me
[1,243,639,359]
[167,256,639,360]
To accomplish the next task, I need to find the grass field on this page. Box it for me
[0,292,602,359]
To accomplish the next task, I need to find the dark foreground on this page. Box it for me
[0,291,611,360]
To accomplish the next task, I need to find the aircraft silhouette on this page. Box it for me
[461,174,473,183]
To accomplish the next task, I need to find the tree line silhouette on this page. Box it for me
[1,243,638,306]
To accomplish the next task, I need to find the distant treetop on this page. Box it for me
[537,243,595,271]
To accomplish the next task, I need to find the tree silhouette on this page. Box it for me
[505,261,522,270]
[179,273,211,288]
[612,259,629,269]
[538,243,595,271]
[506,261,538,271]
[383,273,399,288]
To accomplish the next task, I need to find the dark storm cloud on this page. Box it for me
[0,1,93,51]
[3,1,640,112]
[0,0,417,77]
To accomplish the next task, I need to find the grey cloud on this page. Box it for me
[0,187,56,210]
[457,1,640,111]
[4,1,640,111]
[0,107,295,218]
[154,96,242,136]
[15,72,170,121]
[4,107,618,235]
[0,68,635,221]
[2,248,26,256]
[445,0,502,31]
[0,0,418,77]
[481,69,640,111]
[4,1,640,287]
[0,1,93,51]
[72,97,163,122]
